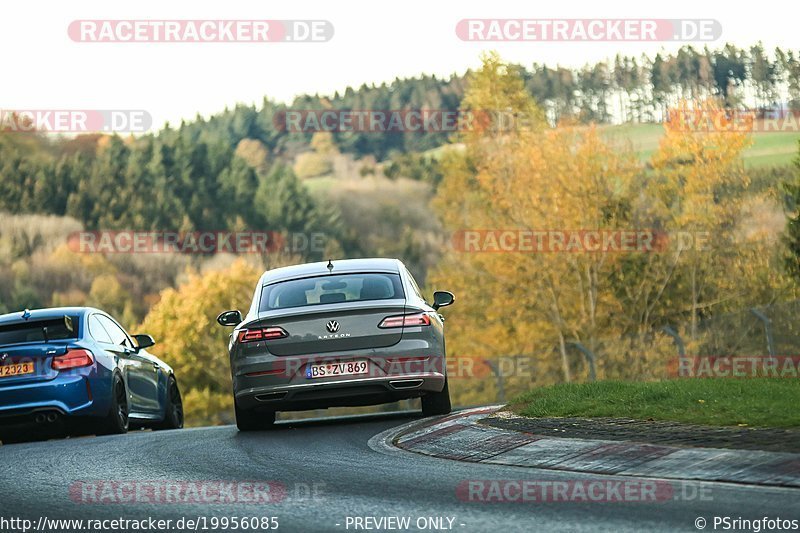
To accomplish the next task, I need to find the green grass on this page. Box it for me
[599,122,800,169]
[599,123,664,163]
[743,132,800,167]
[302,175,338,195]
[510,379,800,428]
[431,123,797,168]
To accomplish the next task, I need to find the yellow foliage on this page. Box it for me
[49,244,118,277]
[182,387,234,427]
[234,138,270,172]
[429,59,791,394]
[293,152,333,179]
[293,132,339,179]
[138,260,261,425]
[51,289,88,308]
[310,131,337,155]
[87,274,130,318]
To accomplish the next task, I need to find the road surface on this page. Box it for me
[0,411,797,532]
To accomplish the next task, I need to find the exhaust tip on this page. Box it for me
[46,413,59,423]
[255,391,288,402]
[34,413,47,424]
[389,379,424,390]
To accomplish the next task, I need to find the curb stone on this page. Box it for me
[390,407,800,488]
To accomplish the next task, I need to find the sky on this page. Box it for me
[2,0,798,131]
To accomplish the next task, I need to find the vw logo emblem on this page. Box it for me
[326,320,340,333]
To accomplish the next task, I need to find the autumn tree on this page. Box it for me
[430,57,793,393]
[293,132,338,179]
[137,260,262,426]
[430,53,639,386]
[782,142,800,281]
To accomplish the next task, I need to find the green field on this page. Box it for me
[600,123,800,168]
[409,123,798,169]
[510,379,800,428]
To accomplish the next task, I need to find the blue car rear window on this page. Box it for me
[259,273,404,311]
[0,316,80,346]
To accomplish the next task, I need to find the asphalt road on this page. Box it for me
[0,411,798,533]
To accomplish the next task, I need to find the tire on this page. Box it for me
[421,378,452,416]
[99,374,129,435]
[154,376,184,431]
[235,402,276,431]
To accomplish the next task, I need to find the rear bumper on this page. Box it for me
[0,373,105,423]
[232,337,447,411]
[235,373,446,411]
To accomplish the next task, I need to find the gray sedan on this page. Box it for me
[217,258,454,431]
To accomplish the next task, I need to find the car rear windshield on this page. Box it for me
[259,273,405,311]
[0,316,80,346]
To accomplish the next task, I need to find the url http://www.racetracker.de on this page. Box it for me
[0,516,280,532]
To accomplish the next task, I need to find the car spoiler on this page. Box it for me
[0,314,75,343]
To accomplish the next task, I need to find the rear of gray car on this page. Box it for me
[217,258,454,431]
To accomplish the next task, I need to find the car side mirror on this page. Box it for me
[432,291,455,310]
[217,310,243,326]
[133,334,156,351]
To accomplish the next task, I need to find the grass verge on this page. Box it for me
[509,379,800,428]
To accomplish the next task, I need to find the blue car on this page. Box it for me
[0,307,183,443]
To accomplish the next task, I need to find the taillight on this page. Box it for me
[378,313,431,328]
[237,327,288,343]
[52,349,94,370]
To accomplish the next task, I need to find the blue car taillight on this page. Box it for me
[51,349,94,370]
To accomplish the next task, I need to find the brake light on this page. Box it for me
[378,313,431,328]
[51,349,94,370]
[237,327,288,343]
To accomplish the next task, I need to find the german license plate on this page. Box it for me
[307,360,369,378]
[0,362,35,378]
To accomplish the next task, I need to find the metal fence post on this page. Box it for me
[750,308,776,357]
[569,342,597,382]
[662,326,687,377]
[662,325,686,357]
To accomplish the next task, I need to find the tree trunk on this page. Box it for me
[557,331,571,383]
[690,264,698,341]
